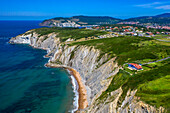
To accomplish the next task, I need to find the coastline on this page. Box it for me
[45,63,88,111]
[9,40,88,112]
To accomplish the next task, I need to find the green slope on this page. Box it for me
[70,36,170,111]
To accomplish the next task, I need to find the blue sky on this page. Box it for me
[0,0,170,20]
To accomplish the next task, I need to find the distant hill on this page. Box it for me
[124,13,170,24]
[155,13,170,17]
[40,13,170,27]
[70,16,121,25]
[40,16,121,27]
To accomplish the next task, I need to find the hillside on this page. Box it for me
[31,27,107,42]
[155,13,170,17]
[39,15,121,27]
[71,16,121,25]
[69,36,170,112]
[124,13,170,24]
[40,13,170,27]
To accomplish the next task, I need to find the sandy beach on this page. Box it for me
[45,63,88,110]
[67,67,88,109]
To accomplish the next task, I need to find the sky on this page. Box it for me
[0,0,170,20]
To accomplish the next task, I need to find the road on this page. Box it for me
[142,57,170,65]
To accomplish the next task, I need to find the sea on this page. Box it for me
[0,21,78,113]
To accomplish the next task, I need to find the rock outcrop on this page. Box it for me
[9,31,165,113]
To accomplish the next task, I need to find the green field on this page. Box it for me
[123,62,170,110]
[98,59,170,111]
[32,27,107,42]
[70,36,170,65]
[154,35,170,41]
[137,75,170,110]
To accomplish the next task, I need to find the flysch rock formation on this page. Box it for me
[9,30,165,113]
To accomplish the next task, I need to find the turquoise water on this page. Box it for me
[0,21,75,113]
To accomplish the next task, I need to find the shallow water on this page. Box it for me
[0,21,75,113]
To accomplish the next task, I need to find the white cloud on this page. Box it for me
[155,5,170,10]
[135,2,164,8]
[135,2,170,10]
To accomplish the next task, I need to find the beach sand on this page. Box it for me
[67,68,88,109]
[45,63,88,110]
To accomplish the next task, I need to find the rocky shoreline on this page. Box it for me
[9,33,89,112]
[10,42,88,112]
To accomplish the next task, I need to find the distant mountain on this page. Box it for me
[40,13,170,27]
[124,13,170,24]
[71,16,121,25]
[40,16,121,27]
[155,13,170,17]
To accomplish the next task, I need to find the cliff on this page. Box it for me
[9,30,167,113]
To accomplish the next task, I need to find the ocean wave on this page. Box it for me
[43,55,49,58]
[67,69,79,113]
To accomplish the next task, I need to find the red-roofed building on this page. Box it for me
[128,63,142,70]
[156,32,160,34]
[124,29,129,32]
[146,32,153,36]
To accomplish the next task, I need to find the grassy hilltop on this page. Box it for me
[33,27,107,42]
[70,36,170,65]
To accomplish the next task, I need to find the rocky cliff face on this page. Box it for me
[9,31,58,52]
[49,45,119,105]
[88,88,165,113]
[9,31,165,113]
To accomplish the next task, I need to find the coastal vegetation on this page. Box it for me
[70,36,170,65]
[123,62,170,110]
[33,27,107,42]
[97,58,170,111]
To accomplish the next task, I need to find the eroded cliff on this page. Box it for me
[9,31,166,113]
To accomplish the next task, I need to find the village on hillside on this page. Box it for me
[89,24,170,38]
[74,23,170,41]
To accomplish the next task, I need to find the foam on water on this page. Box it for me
[67,69,79,113]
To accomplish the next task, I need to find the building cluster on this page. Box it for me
[118,22,139,25]
[115,21,170,30]
[98,33,118,38]
[92,25,170,38]
[119,21,170,30]
[53,22,80,27]
[50,20,81,27]
[146,25,170,30]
